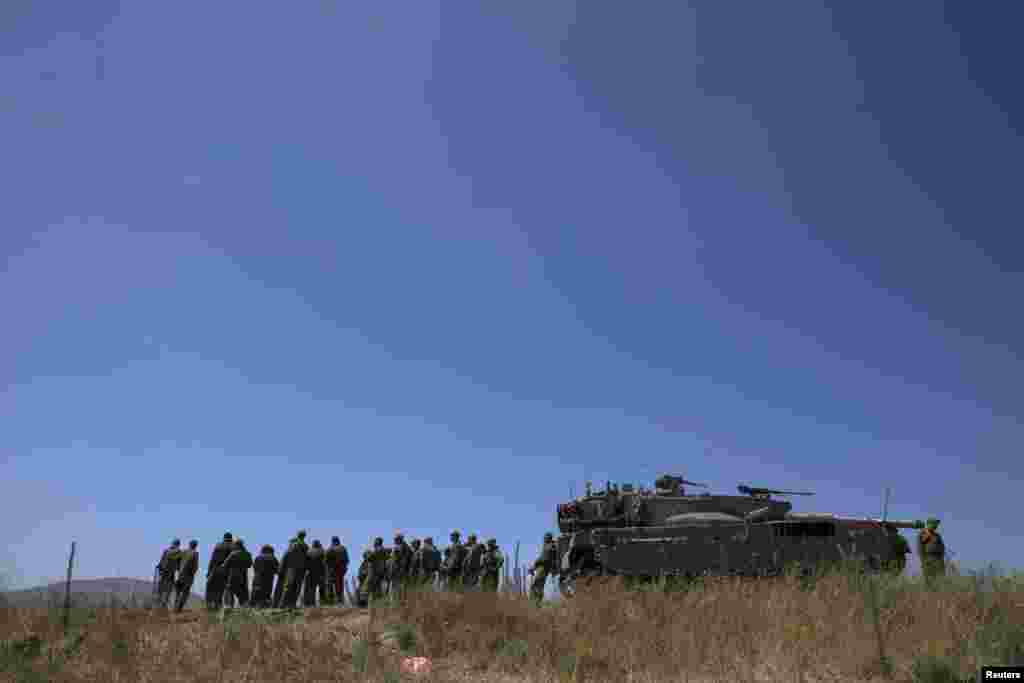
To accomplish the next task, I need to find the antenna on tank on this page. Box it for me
[882,487,891,522]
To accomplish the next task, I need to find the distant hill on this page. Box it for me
[1,578,204,609]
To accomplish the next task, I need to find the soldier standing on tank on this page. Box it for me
[221,539,253,607]
[528,532,558,604]
[442,531,466,591]
[419,537,442,588]
[408,539,423,585]
[324,537,349,606]
[918,518,946,585]
[205,533,234,609]
[271,537,296,608]
[462,534,485,589]
[174,540,199,612]
[885,525,910,574]
[154,539,181,608]
[250,545,279,608]
[280,531,309,608]
[480,539,504,592]
[387,533,413,600]
[303,539,328,607]
[363,537,389,604]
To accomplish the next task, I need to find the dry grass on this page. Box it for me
[2,568,1022,682]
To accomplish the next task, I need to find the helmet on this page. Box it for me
[297,530,307,539]
[171,538,181,546]
[224,532,233,541]
[331,536,341,544]
[261,544,273,553]
[543,532,553,542]
[394,533,404,542]
[374,537,384,547]
[312,540,322,548]
[189,540,198,549]
[467,534,477,543]
[450,530,460,539]
[424,536,433,544]
[487,538,497,548]
[926,518,940,529]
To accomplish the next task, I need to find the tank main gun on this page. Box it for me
[738,485,815,500]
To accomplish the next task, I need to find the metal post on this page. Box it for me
[63,542,76,634]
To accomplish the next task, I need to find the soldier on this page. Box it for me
[251,545,279,608]
[155,539,181,608]
[442,531,466,591]
[528,532,558,604]
[206,532,234,609]
[408,539,423,585]
[480,538,504,592]
[325,537,349,606]
[419,537,442,588]
[272,537,296,608]
[174,540,199,612]
[362,537,389,605]
[388,533,414,600]
[462,534,485,588]
[222,539,253,607]
[280,531,309,608]
[917,518,946,584]
[885,525,910,574]
[304,540,328,607]
[355,549,373,607]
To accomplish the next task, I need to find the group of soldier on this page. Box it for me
[154,528,561,612]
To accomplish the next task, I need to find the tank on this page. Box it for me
[554,474,927,597]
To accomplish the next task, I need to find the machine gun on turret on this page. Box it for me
[655,474,709,496]
[737,485,815,501]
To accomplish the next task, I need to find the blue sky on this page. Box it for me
[2,2,1022,589]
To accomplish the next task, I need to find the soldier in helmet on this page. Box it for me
[480,539,504,592]
[251,545,279,608]
[388,533,413,600]
[324,536,349,606]
[280,531,309,608]
[419,537,442,588]
[884,525,910,574]
[917,518,946,584]
[442,530,466,591]
[462,534,485,588]
[174,540,199,612]
[155,539,181,608]
[364,537,390,604]
[206,533,234,609]
[272,536,296,608]
[304,539,327,607]
[221,539,253,607]
[355,549,373,607]
[528,532,557,604]
[408,539,423,585]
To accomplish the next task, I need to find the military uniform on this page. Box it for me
[419,538,442,588]
[918,519,946,583]
[222,540,253,607]
[462,534,485,588]
[480,539,504,592]
[174,541,199,612]
[324,537,349,606]
[303,540,328,607]
[408,540,423,585]
[364,539,390,604]
[885,527,910,574]
[206,534,235,609]
[280,531,309,608]
[156,540,181,608]
[388,534,413,599]
[355,549,373,607]
[272,537,295,608]
[251,546,279,608]
[529,533,557,603]
[442,531,466,591]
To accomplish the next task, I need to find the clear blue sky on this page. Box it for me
[2,2,1022,589]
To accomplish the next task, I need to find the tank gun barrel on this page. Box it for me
[738,485,814,497]
[832,516,924,529]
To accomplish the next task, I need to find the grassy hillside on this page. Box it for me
[2,578,203,609]
[1,567,1022,681]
